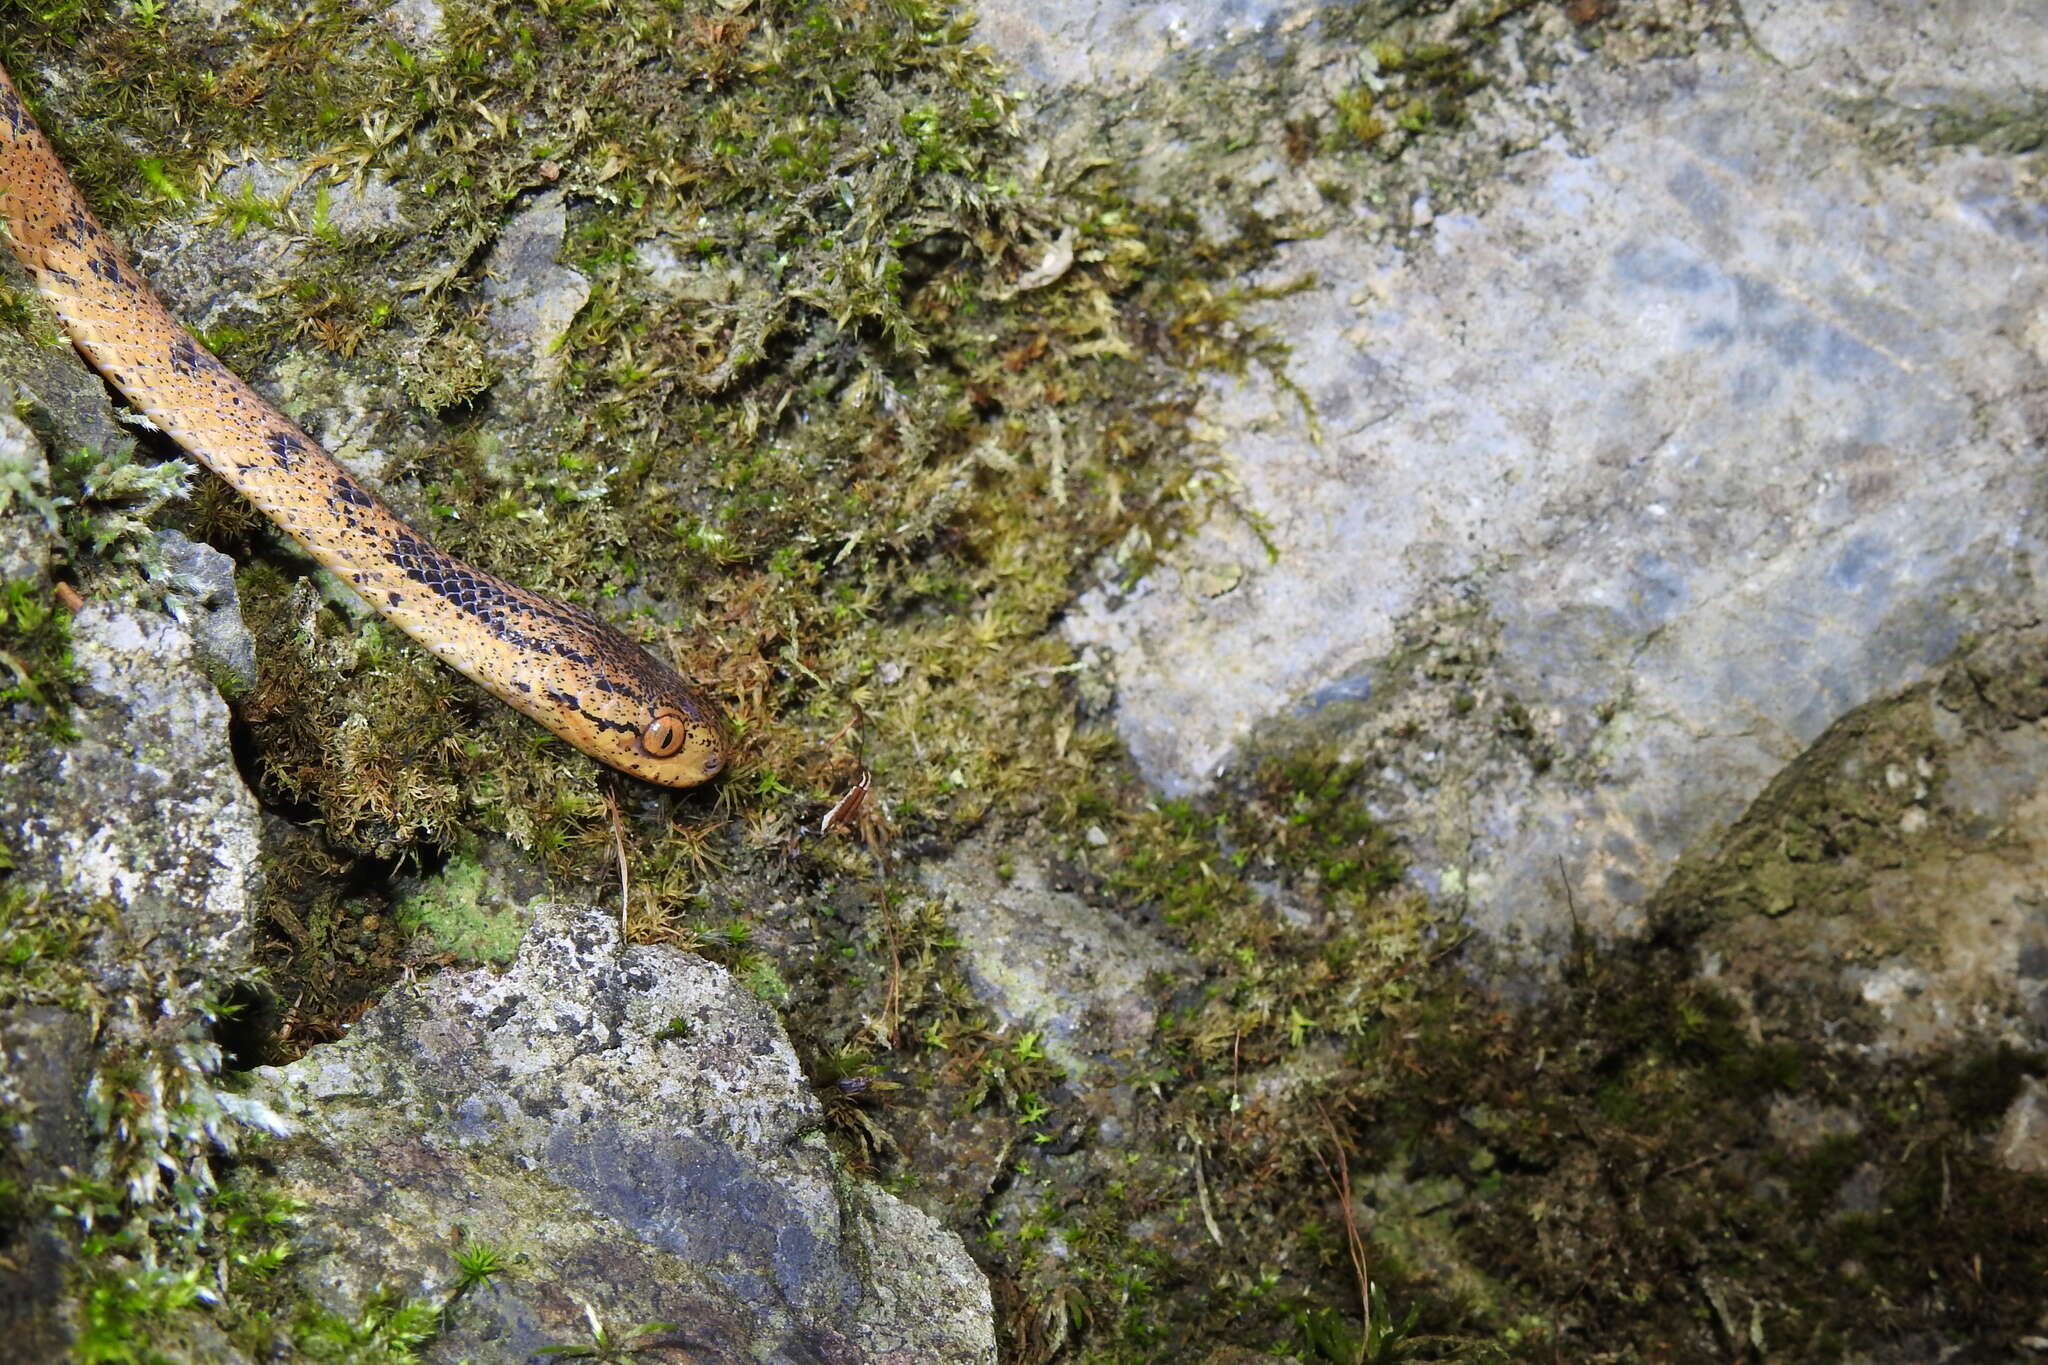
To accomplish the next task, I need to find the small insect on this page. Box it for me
[818,766,872,837]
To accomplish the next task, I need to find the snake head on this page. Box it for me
[515,609,733,789]
[626,698,729,788]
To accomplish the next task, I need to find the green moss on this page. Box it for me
[0,883,107,1008]
[0,579,78,741]
[393,854,525,965]
[293,1290,441,1364]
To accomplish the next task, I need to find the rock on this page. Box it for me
[208,157,406,242]
[480,191,589,385]
[1684,629,2048,1058]
[1060,27,2048,955]
[381,0,445,54]
[0,404,53,585]
[977,0,1315,91]
[130,207,304,345]
[0,602,260,978]
[153,528,258,698]
[1994,1076,2048,1176]
[921,837,1194,1078]
[0,1008,95,1363]
[249,902,996,1365]
[0,588,261,1358]
[1746,0,2048,105]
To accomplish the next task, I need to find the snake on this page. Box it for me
[0,62,730,788]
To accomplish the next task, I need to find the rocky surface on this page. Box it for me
[0,384,267,1358]
[0,598,261,978]
[979,0,1316,90]
[0,1007,96,1363]
[154,527,259,698]
[479,190,589,386]
[923,837,1193,1080]
[1669,625,2048,1062]
[1031,2,2048,959]
[0,405,51,585]
[251,901,995,1365]
[2,0,2042,1356]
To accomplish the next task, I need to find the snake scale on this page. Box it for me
[0,62,730,787]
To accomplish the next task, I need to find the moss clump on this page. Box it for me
[0,882,107,1008]
[0,579,78,742]
[393,854,526,965]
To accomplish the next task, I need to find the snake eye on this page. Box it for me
[641,711,686,758]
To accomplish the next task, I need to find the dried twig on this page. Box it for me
[603,777,631,937]
[1312,1101,1371,1356]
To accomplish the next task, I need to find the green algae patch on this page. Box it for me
[394,854,525,966]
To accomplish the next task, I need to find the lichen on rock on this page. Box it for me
[249,901,995,1364]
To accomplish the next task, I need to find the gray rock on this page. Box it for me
[130,209,305,345]
[381,0,446,54]
[978,0,1316,91]
[0,603,259,978]
[0,404,53,585]
[1747,0,2048,105]
[1995,1076,2048,1176]
[922,837,1194,1078]
[0,1008,95,1361]
[131,155,404,334]
[209,156,406,242]
[250,901,995,1365]
[153,528,258,698]
[1062,26,2048,953]
[480,191,589,385]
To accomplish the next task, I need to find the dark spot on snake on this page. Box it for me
[266,429,305,468]
[333,475,373,509]
[514,680,532,693]
[1,89,29,136]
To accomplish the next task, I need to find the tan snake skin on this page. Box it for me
[0,63,728,787]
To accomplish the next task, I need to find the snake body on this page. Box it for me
[0,64,728,787]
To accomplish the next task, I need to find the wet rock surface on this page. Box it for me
[250,901,995,1365]
[1034,4,2048,959]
